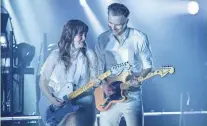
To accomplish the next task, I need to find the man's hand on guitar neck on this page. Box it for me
[127,68,152,87]
[128,76,143,87]
[119,75,142,90]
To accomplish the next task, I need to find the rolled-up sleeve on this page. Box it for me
[40,50,59,80]
[139,34,153,69]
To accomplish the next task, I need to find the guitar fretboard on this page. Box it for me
[139,70,159,82]
[68,70,111,99]
[123,70,162,88]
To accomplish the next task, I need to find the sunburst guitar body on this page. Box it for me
[94,66,175,112]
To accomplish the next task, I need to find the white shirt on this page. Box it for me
[40,48,97,96]
[95,27,153,76]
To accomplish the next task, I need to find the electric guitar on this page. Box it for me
[38,62,131,125]
[94,66,175,112]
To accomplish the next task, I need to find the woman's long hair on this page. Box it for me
[58,19,88,70]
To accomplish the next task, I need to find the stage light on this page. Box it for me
[47,43,57,51]
[15,43,35,67]
[0,35,7,46]
[79,0,104,37]
[80,0,87,7]
[187,1,199,15]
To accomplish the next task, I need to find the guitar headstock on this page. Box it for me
[156,66,175,77]
[110,62,131,75]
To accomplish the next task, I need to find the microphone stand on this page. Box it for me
[179,92,190,126]
[179,93,184,126]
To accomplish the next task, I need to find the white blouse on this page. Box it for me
[40,48,97,97]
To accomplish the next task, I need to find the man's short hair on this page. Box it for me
[108,3,130,18]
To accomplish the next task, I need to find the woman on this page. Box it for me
[38,19,97,126]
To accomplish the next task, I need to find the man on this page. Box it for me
[95,3,153,126]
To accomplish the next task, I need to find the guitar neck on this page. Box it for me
[68,81,94,99]
[68,70,111,99]
[121,67,174,89]
[140,70,160,82]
